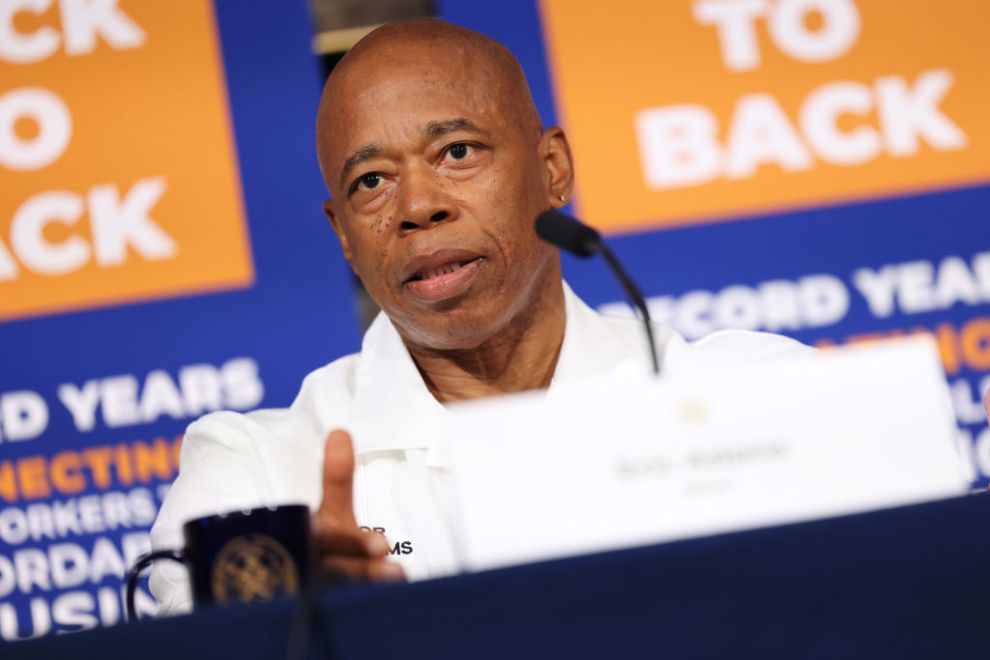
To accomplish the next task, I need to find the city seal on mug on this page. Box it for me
[211,533,301,604]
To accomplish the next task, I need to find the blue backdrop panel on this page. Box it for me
[0,0,359,640]
[2,0,987,643]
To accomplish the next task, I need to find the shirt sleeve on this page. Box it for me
[149,411,269,615]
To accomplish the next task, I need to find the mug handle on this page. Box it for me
[125,549,187,622]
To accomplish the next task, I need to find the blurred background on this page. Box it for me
[0,0,987,640]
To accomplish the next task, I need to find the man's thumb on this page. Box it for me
[319,429,357,526]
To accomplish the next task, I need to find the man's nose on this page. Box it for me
[395,165,457,233]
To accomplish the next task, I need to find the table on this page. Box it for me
[10,494,990,659]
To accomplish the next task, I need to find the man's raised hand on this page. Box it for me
[314,429,405,582]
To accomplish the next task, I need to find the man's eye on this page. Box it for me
[446,143,472,160]
[359,173,382,189]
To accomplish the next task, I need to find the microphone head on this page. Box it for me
[534,210,602,258]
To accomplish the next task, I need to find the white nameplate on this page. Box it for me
[445,337,967,572]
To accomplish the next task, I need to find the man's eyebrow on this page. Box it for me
[424,118,488,139]
[339,143,383,187]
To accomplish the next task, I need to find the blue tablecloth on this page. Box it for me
[10,494,990,659]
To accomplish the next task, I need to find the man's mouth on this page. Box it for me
[401,249,485,303]
[405,259,480,282]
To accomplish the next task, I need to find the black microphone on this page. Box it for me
[535,209,660,375]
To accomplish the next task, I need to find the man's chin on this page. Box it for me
[394,306,507,353]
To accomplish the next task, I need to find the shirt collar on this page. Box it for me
[550,281,639,387]
[349,281,637,456]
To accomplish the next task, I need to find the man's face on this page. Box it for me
[321,44,565,350]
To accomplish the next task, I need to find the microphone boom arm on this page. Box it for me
[599,244,660,375]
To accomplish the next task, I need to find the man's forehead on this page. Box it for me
[333,49,505,116]
[326,69,505,151]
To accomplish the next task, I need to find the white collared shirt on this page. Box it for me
[149,283,811,614]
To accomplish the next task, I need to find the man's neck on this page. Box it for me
[404,280,566,404]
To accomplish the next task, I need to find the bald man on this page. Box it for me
[149,19,813,613]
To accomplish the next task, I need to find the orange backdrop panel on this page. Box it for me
[1,0,252,321]
[540,0,990,232]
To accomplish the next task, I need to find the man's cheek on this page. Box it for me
[351,255,382,291]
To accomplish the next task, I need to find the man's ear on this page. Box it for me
[539,126,575,208]
[323,199,353,264]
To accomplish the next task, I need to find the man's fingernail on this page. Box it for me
[368,534,389,555]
